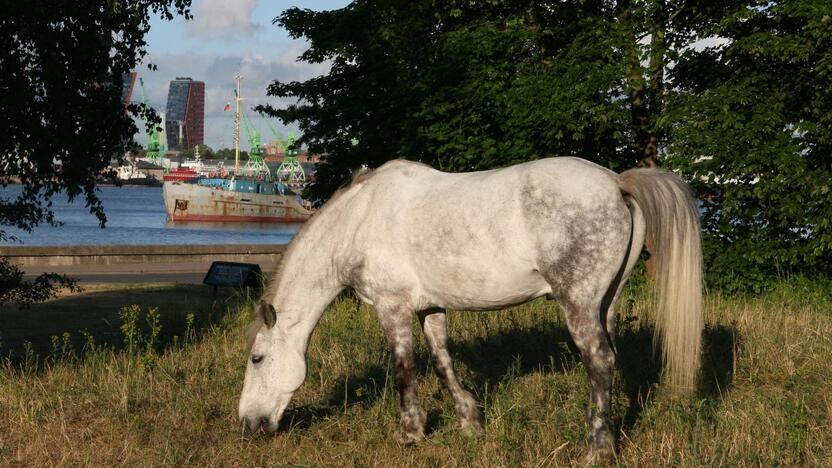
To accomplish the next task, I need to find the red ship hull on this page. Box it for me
[168,213,308,223]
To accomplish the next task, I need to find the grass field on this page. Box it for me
[1,280,831,466]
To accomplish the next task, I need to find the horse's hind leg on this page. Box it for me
[375,303,427,445]
[418,309,484,435]
[560,299,617,462]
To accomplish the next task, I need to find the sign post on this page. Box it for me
[202,261,263,295]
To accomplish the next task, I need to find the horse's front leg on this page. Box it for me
[375,304,426,445]
[418,309,484,435]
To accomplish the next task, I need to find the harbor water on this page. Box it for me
[0,185,301,246]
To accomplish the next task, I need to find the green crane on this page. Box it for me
[138,78,165,167]
[263,118,305,185]
[239,105,270,180]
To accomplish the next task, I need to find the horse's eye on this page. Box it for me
[251,355,264,364]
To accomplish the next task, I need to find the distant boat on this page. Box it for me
[116,160,162,187]
[162,72,314,223]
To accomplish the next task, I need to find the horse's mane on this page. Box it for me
[326,165,375,204]
[255,166,377,311]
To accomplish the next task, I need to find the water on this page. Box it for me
[0,185,300,246]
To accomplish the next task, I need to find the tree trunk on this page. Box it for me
[618,0,659,169]
[642,0,667,169]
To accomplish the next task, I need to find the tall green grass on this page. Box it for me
[1,281,830,466]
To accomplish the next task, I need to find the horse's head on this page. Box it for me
[238,300,306,433]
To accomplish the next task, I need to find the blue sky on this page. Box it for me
[136,0,351,150]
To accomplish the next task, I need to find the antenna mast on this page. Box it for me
[234,72,243,175]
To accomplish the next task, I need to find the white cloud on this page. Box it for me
[187,0,261,39]
[134,42,330,149]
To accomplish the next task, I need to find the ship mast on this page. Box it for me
[234,72,243,175]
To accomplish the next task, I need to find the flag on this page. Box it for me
[223,102,231,111]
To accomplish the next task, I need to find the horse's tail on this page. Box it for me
[617,168,703,392]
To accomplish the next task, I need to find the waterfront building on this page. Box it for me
[263,140,322,165]
[165,77,205,151]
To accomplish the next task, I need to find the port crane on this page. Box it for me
[138,78,166,167]
[239,103,271,180]
[263,118,306,186]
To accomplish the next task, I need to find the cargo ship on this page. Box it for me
[163,178,313,222]
[162,73,314,223]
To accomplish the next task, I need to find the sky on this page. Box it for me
[136,0,351,150]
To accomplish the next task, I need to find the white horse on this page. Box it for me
[238,157,703,461]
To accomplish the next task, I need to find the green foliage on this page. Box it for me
[49,332,74,363]
[0,1,191,306]
[119,304,163,369]
[213,148,249,161]
[119,304,161,354]
[267,0,831,291]
[177,149,195,160]
[262,1,643,200]
[0,257,80,307]
[184,312,195,345]
[119,305,142,356]
[195,144,214,159]
[667,1,832,291]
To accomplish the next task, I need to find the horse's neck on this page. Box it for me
[269,223,343,353]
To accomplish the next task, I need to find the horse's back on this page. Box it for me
[338,157,632,310]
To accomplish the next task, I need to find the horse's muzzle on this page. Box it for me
[241,416,278,434]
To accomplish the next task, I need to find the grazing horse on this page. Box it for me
[238,157,703,461]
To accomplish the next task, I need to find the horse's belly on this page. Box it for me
[420,266,551,311]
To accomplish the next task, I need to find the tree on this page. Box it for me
[262,1,722,194]
[1,1,192,305]
[195,144,214,159]
[178,149,196,161]
[213,148,249,161]
[667,0,832,290]
[266,0,832,290]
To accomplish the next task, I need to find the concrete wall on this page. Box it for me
[1,244,286,267]
[0,244,287,283]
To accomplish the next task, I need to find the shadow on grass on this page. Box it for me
[698,323,738,398]
[616,322,738,432]
[261,306,737,440]
[0,284,254,368]
[274,364,389,432]
[451,319,580,395]
[443,316,736,438]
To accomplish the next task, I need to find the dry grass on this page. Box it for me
[1,280,831,466]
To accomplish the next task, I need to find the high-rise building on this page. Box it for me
[121,72,137,107]
[165,77,205,151]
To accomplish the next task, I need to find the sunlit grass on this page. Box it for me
[1,280,830,465]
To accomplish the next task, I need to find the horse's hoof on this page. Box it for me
[459,412,485,436]
[396,429,425,446]
[584,444,615,466]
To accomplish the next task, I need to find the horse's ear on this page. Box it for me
[258,300,277,329]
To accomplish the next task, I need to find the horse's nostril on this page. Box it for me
[242,416,263,433]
